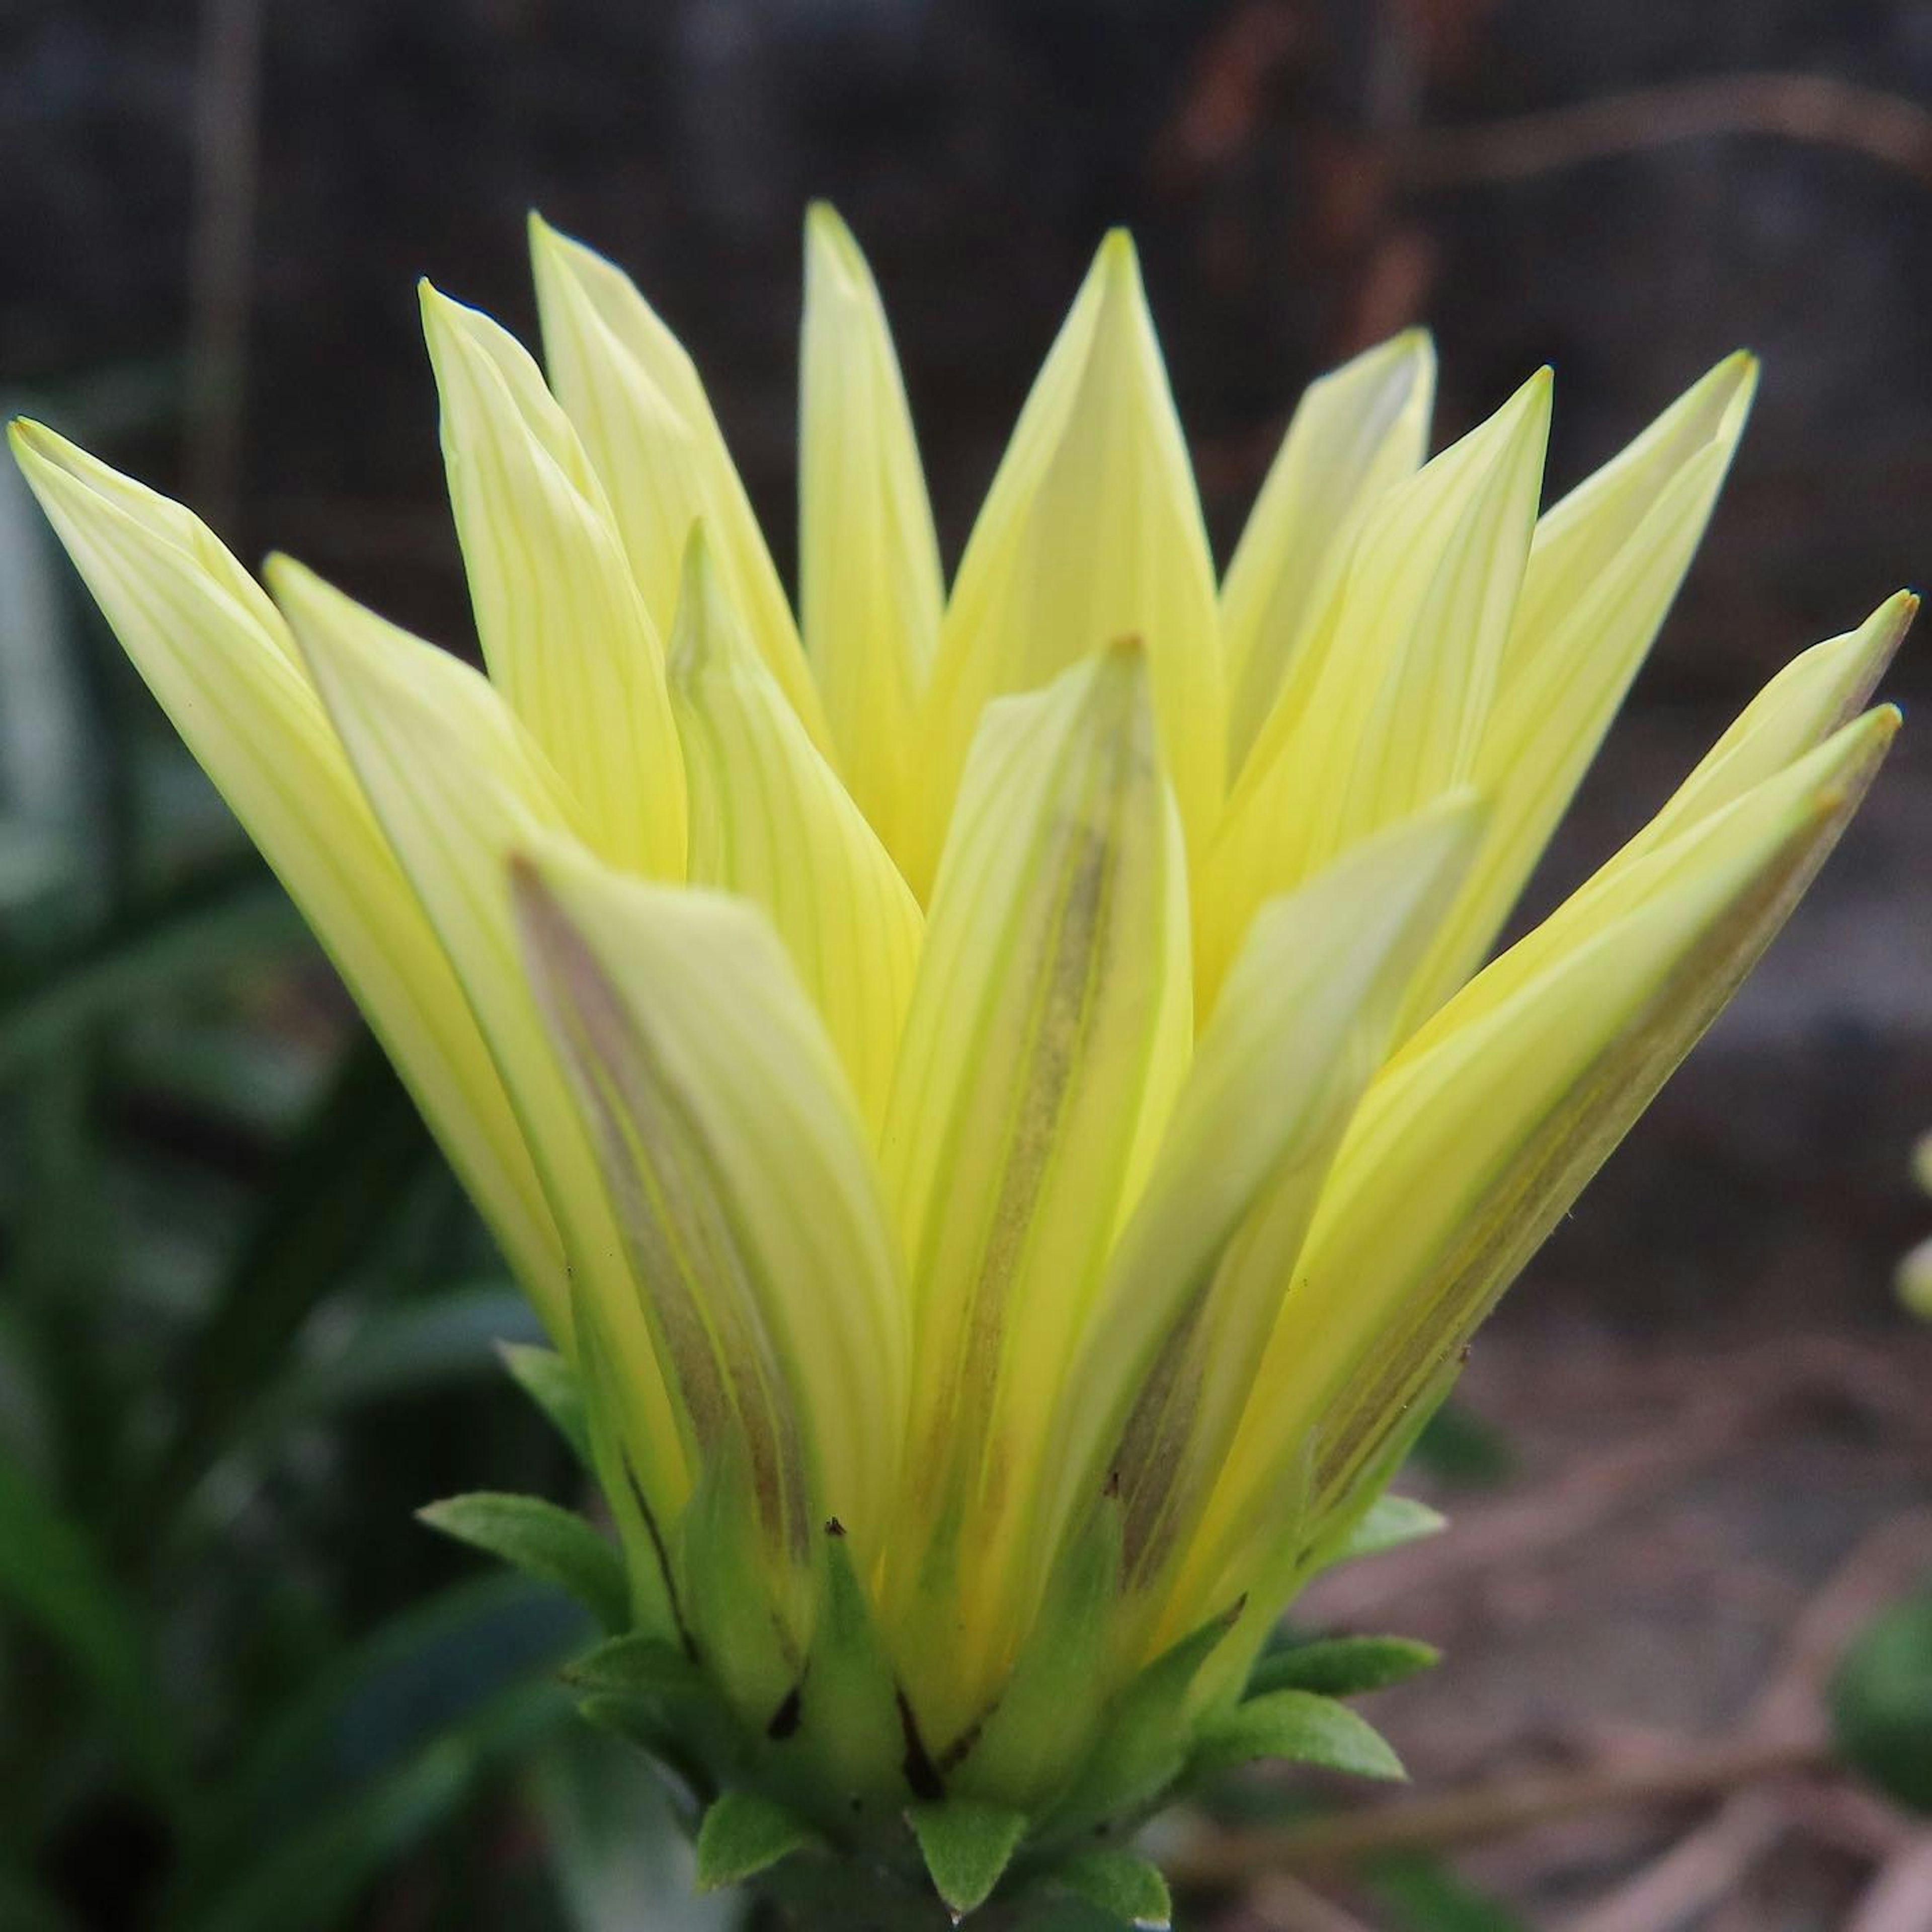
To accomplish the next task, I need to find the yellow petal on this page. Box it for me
[1221,330,1435,774]
[1198,368,1552,1015]
[1423,592,1915,1033]
[669,529,922,1135]
[1620,590,1914,862]
[907,232,1224,896]
[1399,354,1759,1024]
[265,555,690,1518]
[420,282,686,878]
[1041,796,1483,1639]
[510,841,908,1587]
[880,641,1192,1743]
[9,422,562,1331]
[799,203,943,857]
[1185,702,1897,1621]
[527,213,832,752]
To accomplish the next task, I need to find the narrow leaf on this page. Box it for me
[1328,1495,1447,1566]
[1192,1688,1406,1782]
[418,1492,628,1633]
[1248,1635,1440,1700]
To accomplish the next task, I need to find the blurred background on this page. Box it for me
[2,3,1930,1928]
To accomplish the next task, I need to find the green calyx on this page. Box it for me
[416,1346,1439,1925]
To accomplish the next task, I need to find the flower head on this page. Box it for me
[12,205,1907,1922]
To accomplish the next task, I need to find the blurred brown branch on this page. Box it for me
[1398,72,1932,192]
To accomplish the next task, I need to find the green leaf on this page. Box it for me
[1192,1688,1406,1782]
[908,1797,1030,1918]
[1248,1635,1440,1700]
[0,854,300,1080]
[154,1028,437,1507]
[694,1789,819,1892]
[1410,1401,1515,1486]
[0,1453,177,1799]
[1054,1848,1172,1928]
[245,1284,540,1440]
[176,1682,563,1932]
[419,1491,629,1633]
[1328,1493,1446,1565]
[173,1576,584,1919]
[499,1340,594,1468]
[1831,1582,1932,1813]
[1369,1855,1534,1930]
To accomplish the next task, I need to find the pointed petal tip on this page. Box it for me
[7,415,54,463]
[1094,225,1144,302]
[804,198,870,291]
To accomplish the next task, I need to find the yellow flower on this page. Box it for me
[13,204,1907,1914]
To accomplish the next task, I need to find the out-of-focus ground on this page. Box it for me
[3,2,1930,1925]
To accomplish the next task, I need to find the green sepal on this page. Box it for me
[1246,1634,1439,1700]
[791,1523,906,1804]
[694,1788,821,1892]
[1323,1492,1445,1567]
[497,1341,593,1469]
[417,1492,628,1633]
[1191,1686,1406,1783]
[561,1631,705,1699]
[677,1439,805,1728]
[907,1796,1030,1918]
[1046,1598,1243,1835]
[960,1491,1122,1805]
[573,1295,679,1641]
[1051,1848,1173,1928]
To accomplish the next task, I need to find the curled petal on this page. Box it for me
[1042,796,1484,1650]
[268,556,689,1519]
[670,529,922,1135]
[881,641,1192,1743]
[1401,353,1760,1025]
[799,203,943,859]
[421,282,686,878]
[1200,368,1552,1015]
[528,213,832,752]
[1221,330,1435,774]
[1186,699,1898,1627]
[510,844,909,1590]
[10,423,561,1332]
[909,233,1224,896]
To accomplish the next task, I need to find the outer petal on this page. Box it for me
[1399,354,1759,1024]
[527,214,832,752]
[1040,797,1483,1642]
[1198,369,1551,1015]
[669,529,922,1136]
[881,642,1192,1745]
[1220,331,1435,773]
[266,557,689,1518]
[908,233,1224,896]
[1182,700,1898,1633]
[510,842,908,1585]
[1431,592,1915,1026]
[799,203,943,859]
[9,423,561,1328]
[421,282,686,878]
